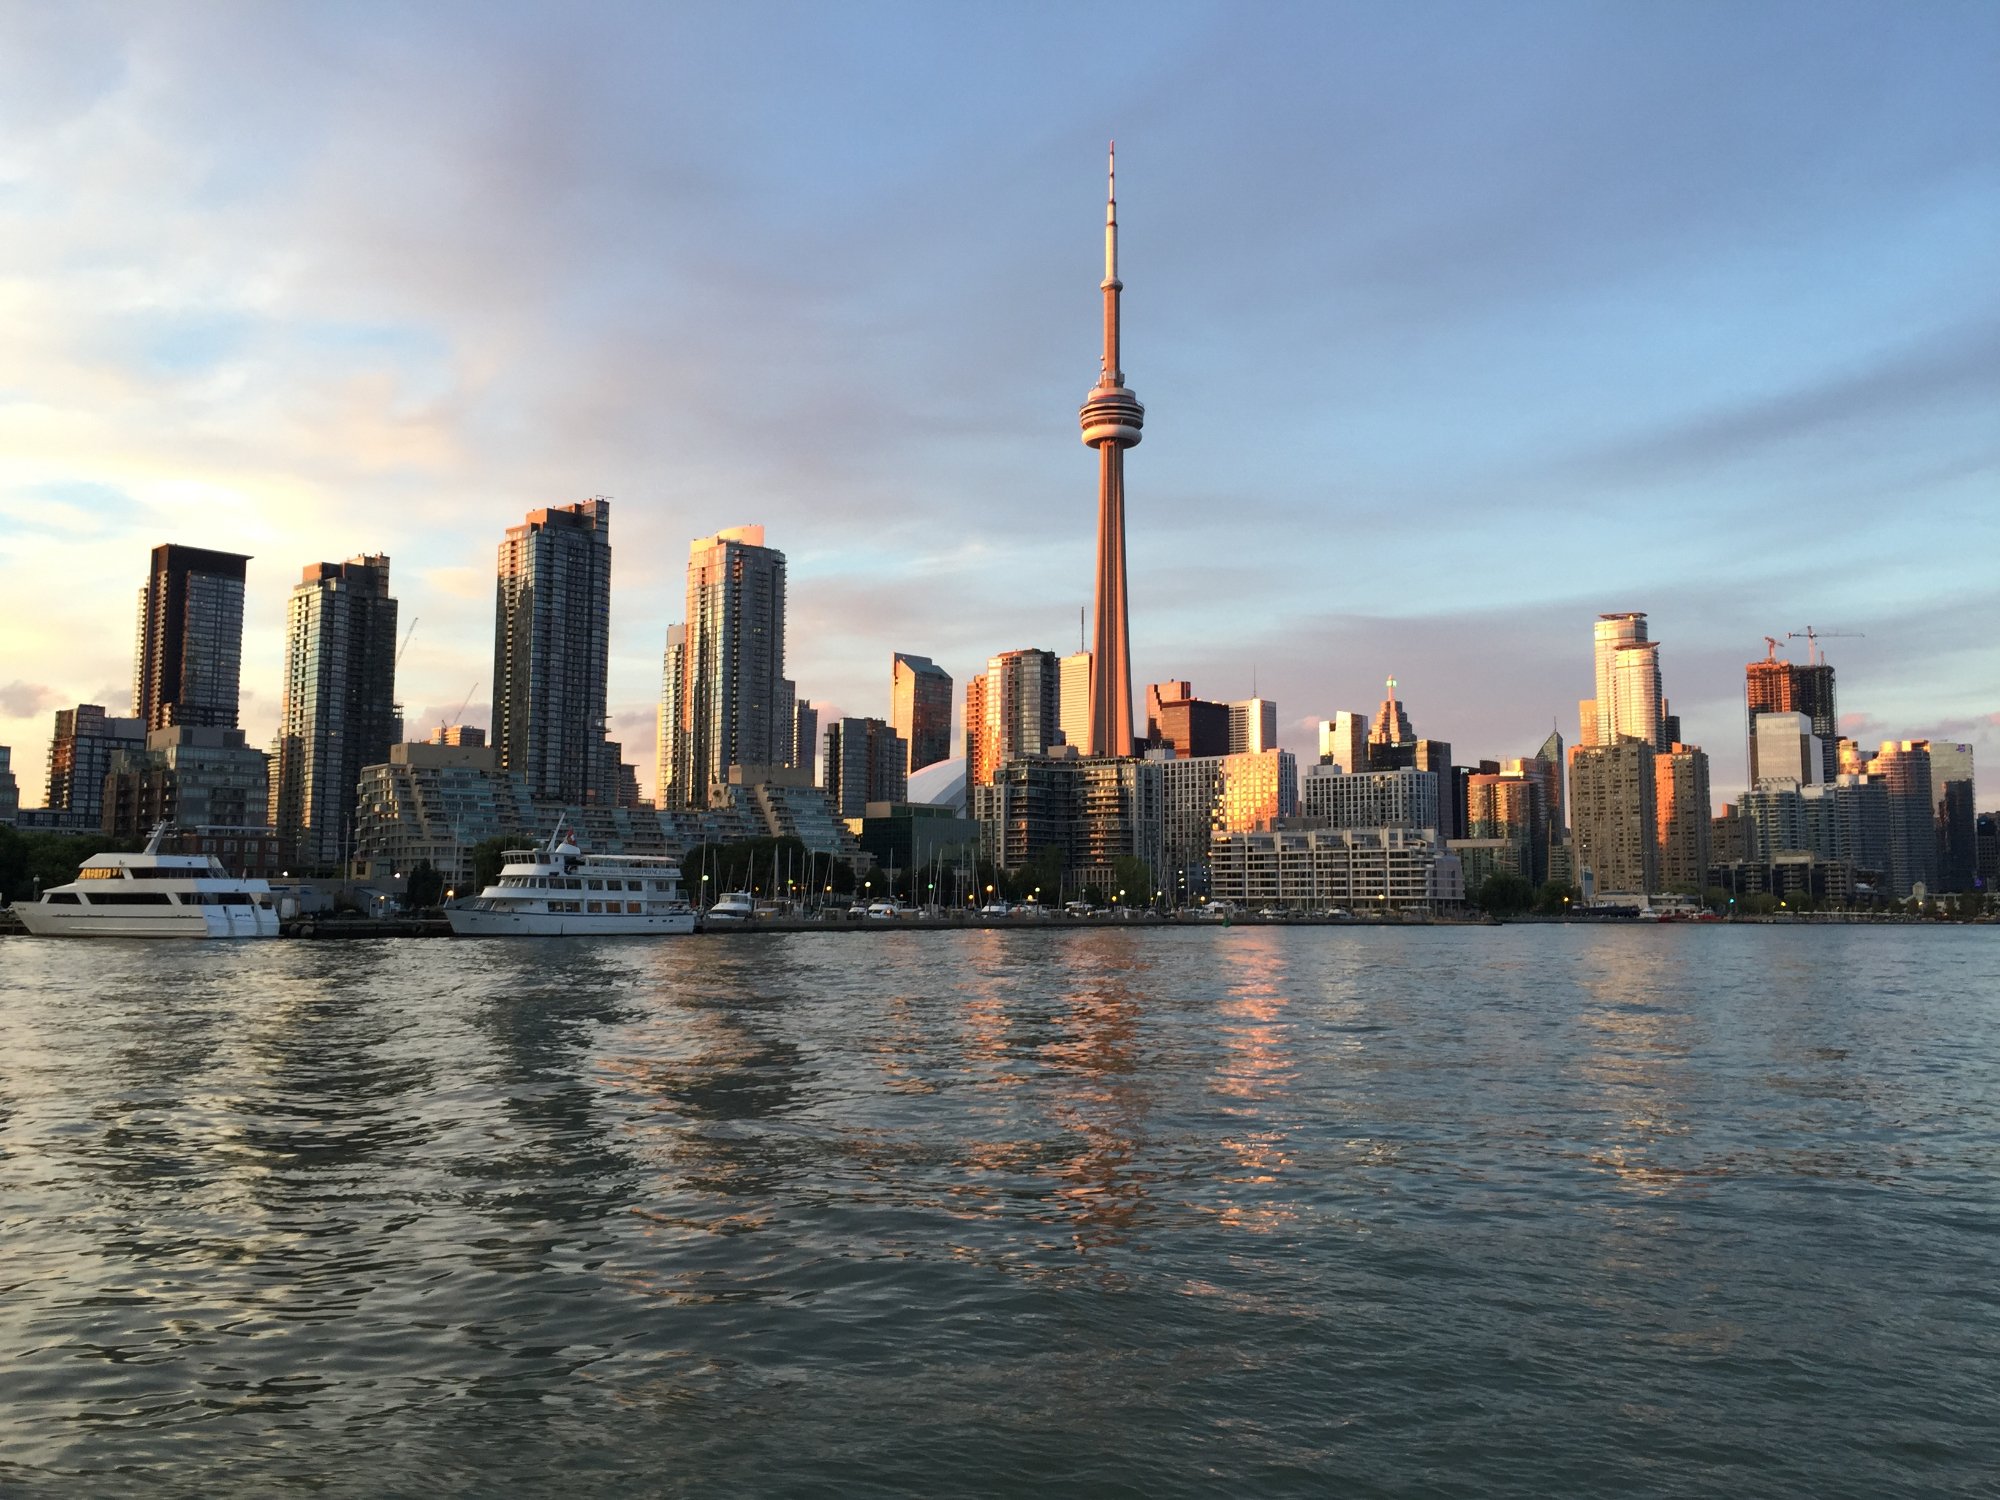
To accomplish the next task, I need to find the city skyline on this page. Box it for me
[2,4,1996,808]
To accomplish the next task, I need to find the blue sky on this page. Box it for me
[1,0,1995,806]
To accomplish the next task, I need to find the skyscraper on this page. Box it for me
[891,654,953,775]
[1746,645,1839,784]
[1655,744,1713,893]
[671,525,788,807]
[1081,146,1144,760]
[1589,613,1646,746]
[1866,741,1937,897]
[1571,740,1659,898]
[1369,678,1415,751]
[1751,712,1822,788]
[492,499,613,807]
[135,544,251,730]
[1227,698,1278,755]
[655,624,686,808]
[1146,680,1228,759]
[792,699,819,782]
[1318,711,1369,774]
[965,649,1060,788]
[0,746,17,825]
[1608,639,1664,750]
[1058,650,1093,755]
[46,704,147,825]
[823,717,908,821]
[273,555,400,870]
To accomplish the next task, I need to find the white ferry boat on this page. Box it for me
[447,827,697,936]
[10,825,280,939]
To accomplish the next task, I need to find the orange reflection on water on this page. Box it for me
[1207,932,1301,1232]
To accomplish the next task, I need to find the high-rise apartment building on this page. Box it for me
[492,500,613,807]
[1300,764,1441,833]
[1156,748,1297,896]
[792,699,819,782]
[824,717,908,821]
[0,746,17,825]
[272,555,399,870]
[1589,613,1646,745]
[103,726,271,846]
[135,544,251,731]
[1570,740,1658,898]
[1751,712,1822,789]
[655,624,686,809]
[46,704,147,824]
[1865,740,1938,898]
[1058,651,1093,755]
[1746,648,1838,783]
[890,654,953,775]
[965,649,1061,787]
[1654,744,1712,893]
[1608,639,1664,751]
[1318,712,1369,774]
[1802,775,1891,882]
[1930,742,1976,893]
[1464,773,1542,885]
[1227,698,1278,755]
[1147,680,1228,759]
[667,525,789,808]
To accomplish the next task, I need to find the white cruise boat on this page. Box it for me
[447,827,697,937]
[11,825,280,939]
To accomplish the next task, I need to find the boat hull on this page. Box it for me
[445,907,697,937]
[10,901,279,939]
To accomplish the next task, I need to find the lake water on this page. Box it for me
[0,926,1994,1497]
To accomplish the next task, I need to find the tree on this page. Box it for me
[0,826,146,905]
[404,859,445,911]
[469,833,539,894]
[1476,871,1534,918]
[1111,855,1154,907]
[1532,881,1578,915]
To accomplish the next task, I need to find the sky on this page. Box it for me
[2,0,1996,810]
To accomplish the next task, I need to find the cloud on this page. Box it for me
[0,681,59,717]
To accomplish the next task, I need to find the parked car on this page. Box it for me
[866,901,900,920]
[979,901,1011,917]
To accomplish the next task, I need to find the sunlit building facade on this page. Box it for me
[45,704,147,826]
[965,649,1061,788]
[1209,828,1463,911]
[272,555,400,871]
[492,500,614,807]
[1654,744,1712,893]
[1299,764,1440,833]
[135,544,251,732]
[890,654,953,776]
[1570,740,1657,898]
[1157,748,1298,897]
[1865,740,1937,897]
[669,525,790,808]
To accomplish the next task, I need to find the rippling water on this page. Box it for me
[1,926,1995,1496]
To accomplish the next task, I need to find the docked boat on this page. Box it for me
[702,891,756,924]
[10,825,280,939]
[446,826,698,936]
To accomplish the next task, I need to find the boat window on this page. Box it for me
[78,867,123,880]
[46,892,81,905]
[587,901,603,913]
[586,879,602,890]
[626,902,642,914]
[82,891,174,906]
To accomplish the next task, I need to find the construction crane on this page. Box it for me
[1785,626,1863,666]
[1762,636,1782,661]
[396,616,420,664]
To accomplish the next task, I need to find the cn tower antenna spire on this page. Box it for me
[1080,143,1144,759]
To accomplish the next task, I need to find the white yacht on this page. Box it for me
[702,891,756,924]
[10,825,280,939]
[447,827,697,936]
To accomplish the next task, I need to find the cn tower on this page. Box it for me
[1080,143,1144,758]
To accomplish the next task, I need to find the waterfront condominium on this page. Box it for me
[273,555,400,870]
[492,499,614,807]
[1583,611,1670,751]
[890,654,953,776]
[1654,743,1713,893]
[964,648,1061,788]
[668,525,789,808]
[45,704,147,825]
[1570,739,1659,899]
[824,717,909,821]
[135,543,251,731]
